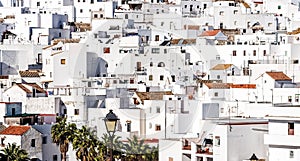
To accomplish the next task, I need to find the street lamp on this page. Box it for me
[104,110,119,161]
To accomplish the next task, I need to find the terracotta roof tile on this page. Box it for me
[210,64,233,70]
[135,91,173,104]
[266,71,292,81]
[230,84,256,89]
[200,30,220,36]
[0,76,9,79]
[204,83,232,89]
[0,126,30,135]
[19,71,40,77]
[26,83,47,93]
[16,84,32,93]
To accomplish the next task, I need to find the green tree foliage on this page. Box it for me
[51,117,77,161]
[1,143,29,161]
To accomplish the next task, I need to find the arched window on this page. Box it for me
[157,62,165,67]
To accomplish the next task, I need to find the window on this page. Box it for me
[149,123,152,129]
[288,122,294,135]
[184,5,187,8]
[215,136,220,146]
[290,151,294,158]
[233,10,238,14]
[155,35,159,41]
[243,50,246,56]
[263,50,266,56]
[156,107,160,113]
[232,50,236,56]
[171,75,175,82]
[91,0,94,3]
[37,2,40,6]
[151,48,159,54]
[94,14,98,18]
[288,96,292,102]
[31,139,35,147]
[74,109,79,115]
[53,155,58,161]
[126,121,131,132]
[217,75,220,79]
[219,11,224,16]
[150,62,153,67]
[80,9,83,13]
[12,108,15,116]
[158,62,165,67]
[61,59,66,65]
[50,72,52,78]
[253,50,256,56]
[164,49,167,53]
[149,75,153,81]
[42,136,47,144]
[155,125,161,131]
[103,47,110,54]
[214,92,218,97]
[63,109,67,114]
[278,5,281,9]
[296,95,299,102]
[160,75,164,80]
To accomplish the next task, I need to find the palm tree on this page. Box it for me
[72,126,100,161]
[145,145,158,161]
[101,133,124,160]
[1,142,29,161]
[51,116,77,161]
[124,135,150,161]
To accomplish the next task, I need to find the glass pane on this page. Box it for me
[106,120,116,132]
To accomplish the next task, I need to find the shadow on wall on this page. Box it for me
[0,62,18,75]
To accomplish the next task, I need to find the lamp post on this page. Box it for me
[104,110,119,161]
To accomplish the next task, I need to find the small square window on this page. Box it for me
[149,75,153,81]
[155,125,161,131]
[215,136,220,146]
[290,150,294,158]
[53,155,58,161]
[160,75,164,80]
[103,47,110,54]
[74,109,79,115]
[232,50,236,56]
[61,59,66,64]
[214,92,218,97]
[156,107,160,113]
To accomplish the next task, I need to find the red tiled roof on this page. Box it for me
[16,84,32,93]
[204,83,232,89]
[230,84,256,89]
[0,126,30,135]
[200,30,220,36]
[211,64,233,70]
[19,71,40,77]
[26,83,47,93]
[0,76,9,79]
[266,71,292,81]
[135,91,173,104]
